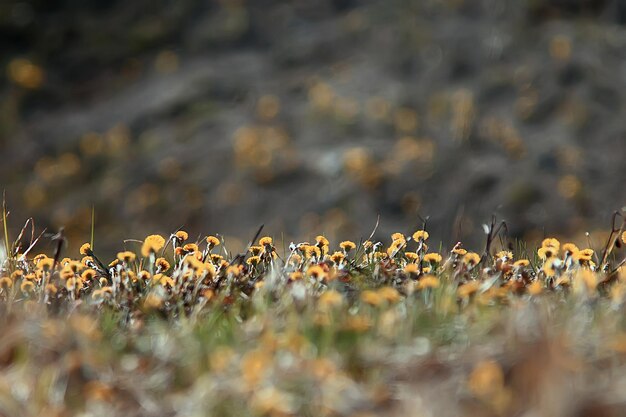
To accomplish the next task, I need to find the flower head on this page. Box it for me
[418,275,440,289]
[412,230,429,242]
[175,230,189,241]
[206,235,220,248]
[80,243,92,256]
[141,235,165,257]
[117,251,136,263]
[424,253,442,264]
[541,238,560,251]
[339,241,356,253]
[463,252,481,266]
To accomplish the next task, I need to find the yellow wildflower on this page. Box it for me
[81,269,97,281]
[361,290,383,306]
[175,230,189,241]
[424,253,442,264]
[307,265,326,280]
[315,235,329,247]
[378,286,401,303]
[117,251,136,263]
[541,238,560,251]
[155,258,171,272]
[20,280,35,293]
[419,275,440,289]
[537,246,556,260]
[404,263,419,275]
[0,277,13,290]
[562,243,579,256]
[79,243,92,255]
[206,235,220,248]
[458,281,480,298]
[330,251,345,264]
[527,280,542,295]
[495,251,513,260]
[141,234,165,257]
[319,290,343,309]
[463,252,481,266]
[412,230,429,241]
[339,240,356,252]
[247,256,261,266]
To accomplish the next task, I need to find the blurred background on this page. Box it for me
[1,0,625,257]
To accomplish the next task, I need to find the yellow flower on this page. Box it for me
[417,275,439,289]
[541,237,560,251]
[463,252,481,266]
[468,360,504,398]
[412,230,429,241]
[79,243,92,256]
[0,277,13,290]
[259,236,273,247]
[404,263,419,275]
[249,245,263,256]
[405,252,419,262]
[20,280,35,293]
[210,254,224,264]
[330,251,345,264]
[81,269,97,281]
[246,256,261,266]
[66,278,79,291]
[562,243,579,256]
[573,249,594,265]
[318,290,343,309]
[307,265,326,280]
[92,287,113,299]
[452,247,467,256]
[175,230,189,241]
[315,235,329,247]
[424,253,442,264]
[391,232,406,242]
[579,248,594,258]
[183,243,199,253]
[339,240,356,252]
[527,280,542,295]
[206,235,220,248]
[156,257,171,272]
[241,349,271,385]
[117,251,136,263]
[537,246,556,260]
[378,286,401,303]
[344,315,372,332]
[458,281,480,298]
[156,274,174,287]
[361,290,383,306]
[495,251,513,260]
[141,234,165,257]
[513,259,530,267]
[387,239,404,257]
[60,266,74,280]
[144,293,164,309]
[289,271,303,281]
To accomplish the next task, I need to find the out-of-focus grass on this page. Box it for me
[0,214,626,416]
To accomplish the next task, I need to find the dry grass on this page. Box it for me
[1,211,626,416]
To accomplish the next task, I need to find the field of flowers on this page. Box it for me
[1,208,626,416]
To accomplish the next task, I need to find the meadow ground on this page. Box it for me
[1,210,626,416]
